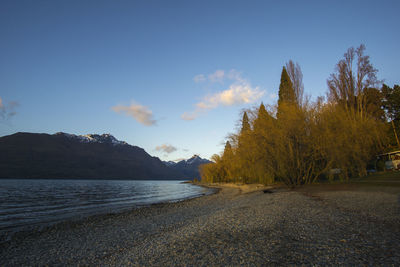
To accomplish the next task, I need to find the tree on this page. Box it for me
[277,67,296,119]
[252,103,275,184]
[382,84,400,121]
[200,154,227,183]
[364,87,385,121]
[237,111,252,183]
[278,67,296,104]
[223,141,233,159]
[253,103,271,132]
[327,44,381,118]
[240,111,251,133]
[382,84,400,148]
[286,60,304,107]
[221,141,235,182]
[201,55,387,187]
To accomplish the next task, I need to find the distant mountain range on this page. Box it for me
[164,155,211,179]
[0,132,210,180]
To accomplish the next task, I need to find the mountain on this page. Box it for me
[0,132,183,180]
[165,155,211,180]
[163,161,177,167]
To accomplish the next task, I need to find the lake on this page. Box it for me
[0,179,213,239]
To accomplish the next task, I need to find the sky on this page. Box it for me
[0,0,399,161]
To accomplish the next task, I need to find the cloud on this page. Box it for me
[181,112,197,121]
[208,70,225,83]
[196,83,264,109]
[155,144,177,154]
[193,74,206,83]
[226,69,244,82]
[112,102,156,126]
[182,71,265,120]
[193,69,244,84]
[0,97,19,121]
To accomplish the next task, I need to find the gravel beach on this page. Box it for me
[1,183,399,266]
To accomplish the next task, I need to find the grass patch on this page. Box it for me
[295,171,400,195]
[351,171,400,187]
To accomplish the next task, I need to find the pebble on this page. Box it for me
[0,186,399,266]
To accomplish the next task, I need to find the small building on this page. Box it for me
[377,150,400,170]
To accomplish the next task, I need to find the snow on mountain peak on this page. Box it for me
[186,154,199,164]
[54,132,128,146]
[186,154,210,165]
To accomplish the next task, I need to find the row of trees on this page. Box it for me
[200,45,399,187]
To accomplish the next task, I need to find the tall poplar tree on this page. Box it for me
[252,103,275,184]
[278,67,296,103]
[253,103,272,132]
[238,111,251,183]
[277,67,296,118]
[286,60,304,107]
[222,141,234,182]
[241,112,251,133]
[223,141,233,158]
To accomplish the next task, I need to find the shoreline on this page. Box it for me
[1,183,399,265]
[0,182,218,245]
[2,182,269,245]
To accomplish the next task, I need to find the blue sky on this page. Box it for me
[1,0,399,161]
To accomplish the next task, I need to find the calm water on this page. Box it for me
[0,179,213,237]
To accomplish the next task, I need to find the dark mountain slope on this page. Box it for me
[0,132,183,180]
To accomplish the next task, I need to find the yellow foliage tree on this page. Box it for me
[201,45,387,187]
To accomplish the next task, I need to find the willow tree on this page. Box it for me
[315,102,386,179]
[200,154,226,183]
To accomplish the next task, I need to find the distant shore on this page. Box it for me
[1,182,399,266]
